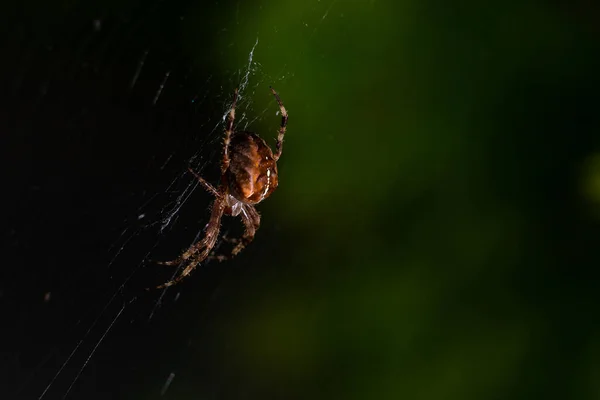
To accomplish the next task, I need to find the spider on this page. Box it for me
[154,87,288,289]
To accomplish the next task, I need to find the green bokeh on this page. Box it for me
[177,1,600,398]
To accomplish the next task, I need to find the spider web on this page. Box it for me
[1,0,338,398]
[32,44,271,399]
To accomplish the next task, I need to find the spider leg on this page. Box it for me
[222,88,238,173]
[269,86,288,161]
[154,238,208,266]
[232,205,261,256]
[155,258,183,266]
[188,167,220,197]
[221,234,239,244]
[211,204,261,263]
[154,197,227,288]
[155,224,215,267]
[206,235,239,262]
[155,253,202,289]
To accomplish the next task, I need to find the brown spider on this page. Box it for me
[154,87,288,289]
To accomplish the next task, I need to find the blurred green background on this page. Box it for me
[3,0,600,399]
[167,1,600,399]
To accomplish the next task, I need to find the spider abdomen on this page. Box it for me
[227,131,279,204]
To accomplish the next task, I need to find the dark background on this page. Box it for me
[2,0,600,399]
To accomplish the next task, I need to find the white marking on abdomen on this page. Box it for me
[261,168,271,198]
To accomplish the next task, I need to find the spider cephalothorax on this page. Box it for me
[155,87,287,289]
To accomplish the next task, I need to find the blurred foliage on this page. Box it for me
[162,1,600,399]
[172,0,600,399]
